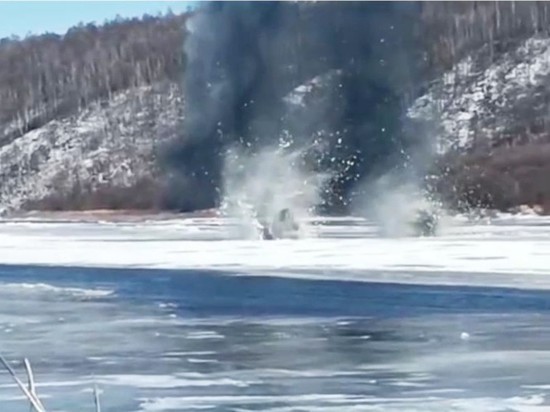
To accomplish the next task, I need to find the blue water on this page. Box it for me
[1,265,550,411]
[2,264,550,317]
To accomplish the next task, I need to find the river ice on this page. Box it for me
[0,215,548,411]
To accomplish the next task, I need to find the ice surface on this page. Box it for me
[0,215,549,289]
[0,217,549,411]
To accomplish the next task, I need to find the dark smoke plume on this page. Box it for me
[166,1,427,213]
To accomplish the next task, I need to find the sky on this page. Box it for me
[0,1,195,39]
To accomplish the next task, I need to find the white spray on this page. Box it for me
[220,141,331,239]
[354,173,452,237]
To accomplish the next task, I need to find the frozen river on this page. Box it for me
[0,215,549,411]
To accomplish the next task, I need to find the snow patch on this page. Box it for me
[408,37,550,153]
[0,84,183,211]
[0,283,114,298]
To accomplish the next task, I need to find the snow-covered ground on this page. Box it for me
[0,215,549,289]
[0,83,183,212]
[408,36,550,153]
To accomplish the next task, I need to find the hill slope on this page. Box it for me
[2,3,550,214]
[0,13,187,214]
[408,35,550,211]
[0,83,184,213]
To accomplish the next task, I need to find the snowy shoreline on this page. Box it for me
[3,204,548,223]
[0,215,549,291]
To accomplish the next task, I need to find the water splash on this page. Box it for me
[354,173,451,237]
[220,141,331,239]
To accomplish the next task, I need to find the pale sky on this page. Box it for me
[0,1,196,39]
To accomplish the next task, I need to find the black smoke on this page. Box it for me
[165,1,427,213]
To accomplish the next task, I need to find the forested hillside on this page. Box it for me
[1,2,550,214]
[0,12,186,147]
[414,2,550,212]
[0,12,188,212]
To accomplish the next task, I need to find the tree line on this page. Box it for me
[0,11,188,147]
[421,1,550,71]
